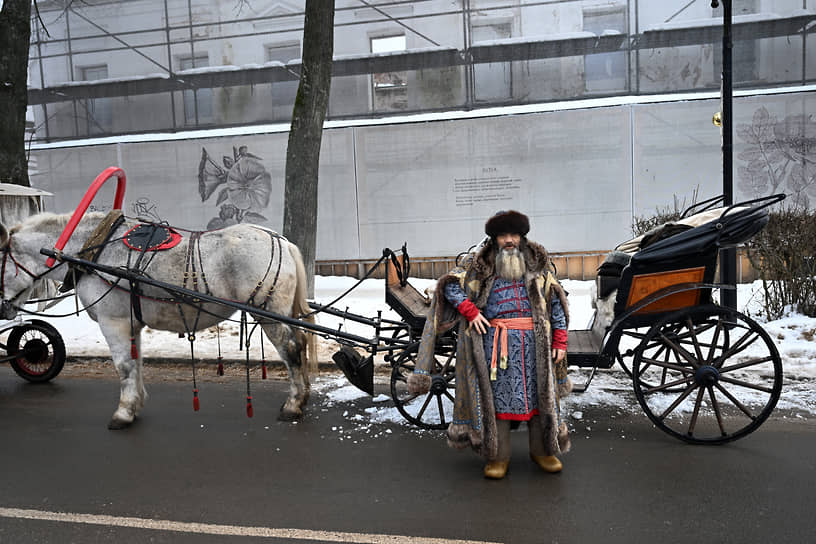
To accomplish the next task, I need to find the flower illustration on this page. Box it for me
[224,156,272,211]
[737,107,816,206]
[198,145,272,227]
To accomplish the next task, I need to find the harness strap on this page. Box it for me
[246,230,281,309]
[61,210,125,292]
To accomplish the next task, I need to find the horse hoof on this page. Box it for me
[277,410,302,422]
[108,418,132,430]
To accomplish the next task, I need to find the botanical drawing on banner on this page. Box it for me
[198,145,273,229]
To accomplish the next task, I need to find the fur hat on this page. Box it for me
[485,210,530,238]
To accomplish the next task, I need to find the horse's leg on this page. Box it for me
[97,318,145,429]
[261,322,309,421]
[133,331,148,415]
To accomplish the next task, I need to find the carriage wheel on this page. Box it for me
[617,323,721,392]
[632,305,782,444]
[615,327,652,379]
[382,324,415,366]
[390,339,456,430]
[7,322,67,383]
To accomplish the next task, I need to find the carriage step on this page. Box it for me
[332,346,374,396]
[570,365,599,393]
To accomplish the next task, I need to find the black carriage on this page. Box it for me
[0,183,67,383]
[369,193,785,445]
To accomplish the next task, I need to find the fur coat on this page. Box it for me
[408,238,572,460]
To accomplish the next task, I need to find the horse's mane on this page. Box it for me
[10,211,108,235]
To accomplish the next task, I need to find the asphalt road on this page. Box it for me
[1,363,814,544]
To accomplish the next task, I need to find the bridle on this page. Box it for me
[0,234,57,317]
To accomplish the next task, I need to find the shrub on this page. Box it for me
[631,190,699,237]
[746,207,816,319]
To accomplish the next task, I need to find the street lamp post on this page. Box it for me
[712,0,738,310]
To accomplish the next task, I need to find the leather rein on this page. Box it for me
[0,234,61,317]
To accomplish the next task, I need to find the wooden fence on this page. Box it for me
[316,249,760,283]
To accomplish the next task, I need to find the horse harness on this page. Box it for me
[0,234,55,318]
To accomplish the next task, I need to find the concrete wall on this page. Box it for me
[29,89,815,262]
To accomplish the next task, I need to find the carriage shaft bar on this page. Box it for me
[40,248,378,347]
[307,301,405,327]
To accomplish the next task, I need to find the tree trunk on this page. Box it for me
[282,1,334,297]
[0,0,33,187]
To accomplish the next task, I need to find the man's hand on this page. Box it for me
[469,311,490,335]
[552,348,566,364]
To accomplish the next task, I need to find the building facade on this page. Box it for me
[25,0,816,264]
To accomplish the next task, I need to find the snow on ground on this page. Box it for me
[20,276,816,428]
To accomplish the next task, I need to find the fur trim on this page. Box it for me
[407,373,431,394]
[558,422,571,454]
[558,378,573,398]
[485,210,530,238]
[446,423,482,451]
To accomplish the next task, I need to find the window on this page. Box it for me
[265,42,301,64]
[712,0,758,84]
[370,34,408,111]
[179,54,213,125]
[80,65,112,135]
[471,22,513,102]
[265,42,301,107]
[583,8,627,92]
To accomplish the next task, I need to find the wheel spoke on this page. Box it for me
[719,355,776,373]
[658,383,698,420]
[399,391,420,403]
[415,393,433,419]
[437,395,446,426]
[706,320,725,365]
[441,351,455,374]
[714,382,756,420]
[638,356,695,375]
[443,390,455,403]
[718,375,775,394]
[717,330,760,364]
[687,387,706,436]
[708,386,727,437]
[644,374,695,394]
[659,332,702,369]
[686,316,706,363]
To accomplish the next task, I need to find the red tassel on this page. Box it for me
[246,396,253,418]
[130,337,138,359]
[193,389,200,411]
[262,363,267,380]
[217,358,224,376]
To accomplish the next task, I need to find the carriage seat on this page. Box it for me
[592,205,749,328]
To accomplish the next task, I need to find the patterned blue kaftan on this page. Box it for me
[445,278,566,421]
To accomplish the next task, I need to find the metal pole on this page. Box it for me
[163,0,177,130]
[716,0,738,310]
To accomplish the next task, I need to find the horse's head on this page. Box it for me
[0,219,50,320]
[0,222,9,250]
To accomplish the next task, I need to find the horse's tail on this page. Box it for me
[288,241,318,374]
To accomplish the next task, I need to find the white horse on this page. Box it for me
[0,211,315,429]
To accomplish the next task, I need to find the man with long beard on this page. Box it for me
[409,210,570,479]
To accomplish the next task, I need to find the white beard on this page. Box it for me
[496,247,526,280]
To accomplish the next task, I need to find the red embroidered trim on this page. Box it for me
[552,328,568,350]
[497,409,539,421]
[457,299,480,321]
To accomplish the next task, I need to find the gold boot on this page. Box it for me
[530,454,562,473]
[483,460,510,479]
